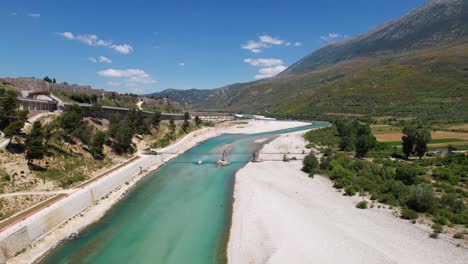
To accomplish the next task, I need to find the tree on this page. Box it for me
[89,130,106,159]
[414,129,431,158]
[43,76,52,83]
[402,126,431,159]
[340,135,356,151]
[16,109,29,123]
[302,154,319,175]
[72,122,93,145]
[402,126,416,159]
[0,94,17,129]
[181,114,190,133]
[194,116,202,128]
[59,105,83,133]
[184,112,190,121]
[112,124,134,154]
[52,78,56,83]
[127,109,149,135]
[182,120,190,133]
[151,111,162,128]
[25,121,45,160]
[168,119,176,140]
[3,120,24,144]
[355,134,375,158]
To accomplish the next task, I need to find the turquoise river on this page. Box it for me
[40,122,329,264]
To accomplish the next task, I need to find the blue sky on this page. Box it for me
[1,0,427,94]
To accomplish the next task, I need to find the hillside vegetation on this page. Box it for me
[198,42,468,123]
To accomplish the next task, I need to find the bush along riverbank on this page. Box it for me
[302,120,467,243]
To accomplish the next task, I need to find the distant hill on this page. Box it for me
[191,0,468,122]
[146,81,261,109]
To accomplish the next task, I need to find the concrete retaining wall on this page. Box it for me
[0,155,162,263]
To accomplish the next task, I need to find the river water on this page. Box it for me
[40,122,329,264]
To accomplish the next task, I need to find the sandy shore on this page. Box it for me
[228,130,468,264]
[7,120,309,264]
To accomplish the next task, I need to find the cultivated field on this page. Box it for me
[371,125,468,149]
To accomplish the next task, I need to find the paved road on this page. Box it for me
[0,190,74,198]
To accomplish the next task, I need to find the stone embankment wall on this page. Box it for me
[0,155,161,263]
[0,77,110,96]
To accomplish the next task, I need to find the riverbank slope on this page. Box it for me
[6,120,309,264]
[228,130,468,264]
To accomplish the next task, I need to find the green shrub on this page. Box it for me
[429,232,439,239]
[302,154,319,175]
[406,184,435,212]
[431,223,443,234]
[453,233,464,239]
[400,208,418,220]
[395,164,420,185]
[433,215,448,225]
[344,185,357,196]
[356,200,368,209]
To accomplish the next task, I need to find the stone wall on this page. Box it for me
[0,77,112,97]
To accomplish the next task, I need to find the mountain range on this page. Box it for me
[149,0,468,121]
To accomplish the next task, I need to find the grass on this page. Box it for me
[382,138,466,147]
[428,145,468,151]
[303,125,339,148]
[38,156,112,188]
[371,125,401,135]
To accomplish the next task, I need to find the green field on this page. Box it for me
[383,138,466,147]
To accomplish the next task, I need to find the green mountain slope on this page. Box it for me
[198,42,468,122]
[280,0,468,76]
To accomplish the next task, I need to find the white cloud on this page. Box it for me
[99,56,112,63]
[110,44,133,54]
[88,56,112,64]
[255,65,287,79]
[244,57,286,79]
[76,34,111,46]
[244,58,283,67]
[259,35,284,45]
[98,69,157,86]
[28,13,40,18]
[11,12,17,16]
[59,32,133,54]
[61,32,75,40]
[294,42,302,46]
[241,40,267,53]
[320,33,346,42]
[178,62,185,67]
[242,34,301,53]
